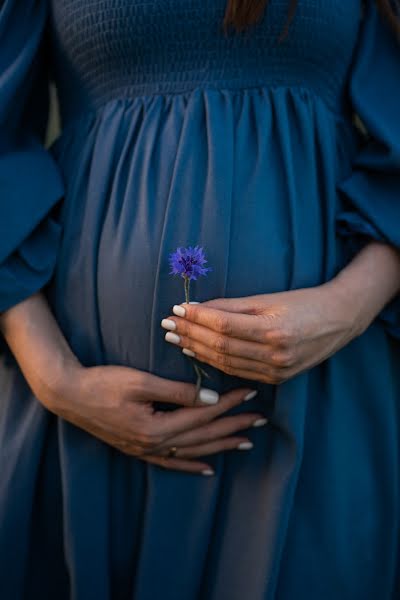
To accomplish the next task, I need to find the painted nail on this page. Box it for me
[243,390,258,402]
[182,348,196,358]
[198,388,219,405]
[237,441,253,450]
[253,418,268,428]
[173,305,186,317]
[202,468,214,476]
[161,318,176,331]
[165,332,181,345]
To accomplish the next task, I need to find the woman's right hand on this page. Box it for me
[48,364,267,475]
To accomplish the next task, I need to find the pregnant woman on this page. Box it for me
[1,1,400,598]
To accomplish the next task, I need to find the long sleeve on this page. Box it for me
[0,0,64,315]
[336,1,400,339]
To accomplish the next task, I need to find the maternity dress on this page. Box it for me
[0,1,400,598]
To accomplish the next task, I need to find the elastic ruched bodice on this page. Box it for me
[49,0,362,123]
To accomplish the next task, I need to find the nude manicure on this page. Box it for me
[253,418,268,427]
[182,348,196,357]
[243,390,258,401]
[173,305,186,317]
[165,331,181,344]
[202,469,214,476]
[161,318,176,331]
[237,441,253,450]
[198,388,219,405]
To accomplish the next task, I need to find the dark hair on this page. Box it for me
[223,0,400,39]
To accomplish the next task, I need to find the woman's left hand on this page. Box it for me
[161,280,367,385]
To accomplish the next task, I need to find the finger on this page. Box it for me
[150,386,256,439]
[164,328,277,376]
[154,411,267,449]
[169,304,268,343]
[137,371,220,407]
[200,296,267,313]
[142,455,215,476]
[158,436,255,459]
[185,338,287,374]
[162,318,271,361]
[190,350,291,385]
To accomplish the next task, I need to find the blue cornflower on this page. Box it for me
[167,245,212,398]
[168,245,212,397]
[168,246,212,281]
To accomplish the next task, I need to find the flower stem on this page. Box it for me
[193,363,203,403]
[182,276,210,403]
[189,358,212,404]
[184,277,190,304]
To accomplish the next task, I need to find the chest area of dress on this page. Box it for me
[49,0,363,82]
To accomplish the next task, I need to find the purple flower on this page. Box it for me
[169,246,212,281]
[167,245,213,393]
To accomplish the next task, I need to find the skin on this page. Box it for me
[1,242,399,476]
[0,293,266,476]
[162,241,400,384]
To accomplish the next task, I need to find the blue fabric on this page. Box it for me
[336,0,400,338]
[0,0,64,314]
[0,1,400,599]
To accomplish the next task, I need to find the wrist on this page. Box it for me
[330,241,400,336]
[324,276,371,338]
[0,292,83,410]
[36,352,83,413]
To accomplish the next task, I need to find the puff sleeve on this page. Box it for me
[336,1,400,339]
[0,0,64,315]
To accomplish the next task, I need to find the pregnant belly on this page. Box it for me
[48,91,345,381]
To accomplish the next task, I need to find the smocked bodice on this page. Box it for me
[48,0,363,124]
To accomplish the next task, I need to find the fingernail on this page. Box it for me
[173,305,186,317]
[202,468,214,476]
[253,418,268,427]
[237,441,253,450]
[165,332,181,345]
[161,318,176,331]
[243,390,258,402]
[189,301,200,304]
[182,348,196,358]
[198,388,219,405]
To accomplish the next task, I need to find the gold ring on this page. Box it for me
[167,446,178,458]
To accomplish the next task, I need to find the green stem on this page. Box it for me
[182,276,211,403]
[193,363,203,404]
[184,277,190,304]
[196,364,211,380]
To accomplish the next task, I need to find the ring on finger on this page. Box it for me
[167,446,178,458]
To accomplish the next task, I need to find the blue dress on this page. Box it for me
[0,1,399,598]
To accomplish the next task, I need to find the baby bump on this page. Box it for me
[48,90,342,376]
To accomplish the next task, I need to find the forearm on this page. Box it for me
[0,292,81,407]
[331,241,400,334]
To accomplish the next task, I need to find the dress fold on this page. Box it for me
[0,0,64,315]
[336,2,400,338]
